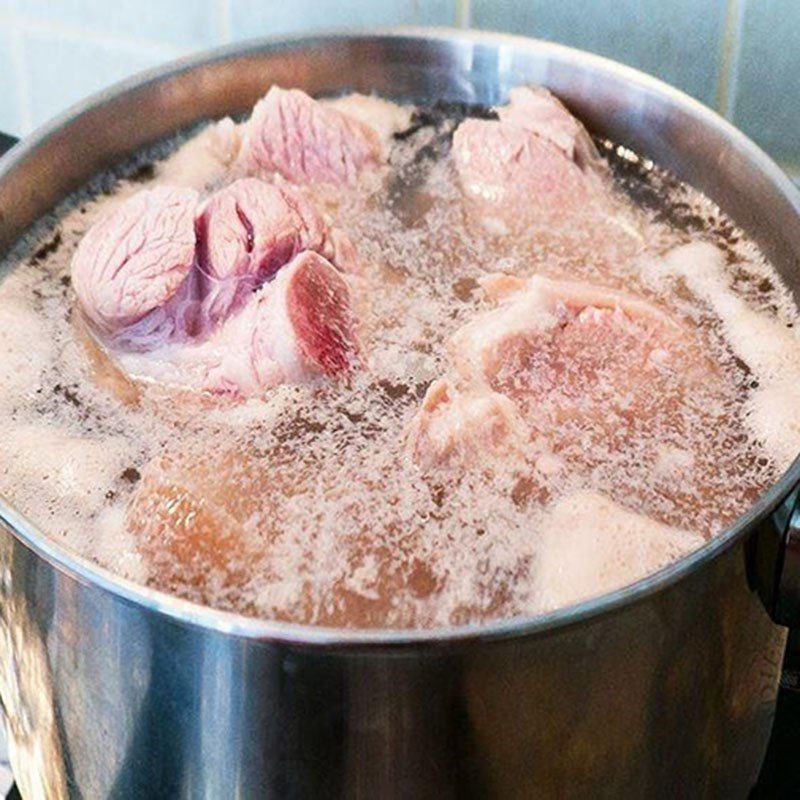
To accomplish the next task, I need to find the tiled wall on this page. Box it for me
[0,0,797,175]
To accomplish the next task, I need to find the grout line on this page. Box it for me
[715,0,746,119]
[215,0,232,44]
[455,0,471,28]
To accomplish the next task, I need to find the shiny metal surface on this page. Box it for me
[0,30,798,798]
[776,490,800,624]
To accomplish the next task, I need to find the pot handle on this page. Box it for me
[0,132,19,157]
[751,483,800,626]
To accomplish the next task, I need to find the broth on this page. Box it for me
[0,94,797,628]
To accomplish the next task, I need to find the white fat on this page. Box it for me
[325,93,412,145]
[534,491,704,610]
[156,118,242,190]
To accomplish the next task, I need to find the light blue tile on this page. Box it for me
[416,0,458,26]
[19,0,219,47]
[733,0,800,166]
[230,0,457,39]
[0,30,20,137]
[471,0,727,107]
[24,31,183,129]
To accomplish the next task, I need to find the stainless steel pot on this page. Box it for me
[0,29,799,800]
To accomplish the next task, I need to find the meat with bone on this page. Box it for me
[452,86,609,232]
[196,177,357,323]
[72,177,360,395]
[236,86,382,185]
[127,441,444,626]
[116,251,358,395]
[408,269,755,534]
[449,273,711,400]
[127,448,271,605]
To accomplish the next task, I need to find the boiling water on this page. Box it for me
[0,98,797,629]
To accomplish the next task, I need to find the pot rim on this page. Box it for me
[1,27,799,648]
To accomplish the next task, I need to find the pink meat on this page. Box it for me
[73,173,363,395]
[71,186,198,336]
[452,275,712,432]
[236,87,382,185]
[408,274,714,470]
[195,178,357,323]
[452,86,607,230]
[73,175,359,339]
[497,87,603,171]
[280,250,359,376]
[116,251,358,395]
[406,379,523,471]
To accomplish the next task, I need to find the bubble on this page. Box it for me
[0,95,793,629]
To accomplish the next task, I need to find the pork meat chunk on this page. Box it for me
[127,442,443,627]
[250,249,359,382]
[408,273,715,474]
[469,274,755,533]
[237,87,382,185]
[127,448,278,603]
[117,251,359,395]
[452,274,707,402]
[196,178,357,322]
[497,86,603,171]
[406,378,524,470]
[452,86,607,231]
[72,186,198,337]
[73,174,363,392]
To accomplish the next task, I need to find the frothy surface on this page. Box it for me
[0,96,796,629]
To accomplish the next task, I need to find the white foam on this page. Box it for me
[0,277,53,403]
[156,118,242,190]
[642,240,800,469]
[0,96,792,628]
[0,423,130,529]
